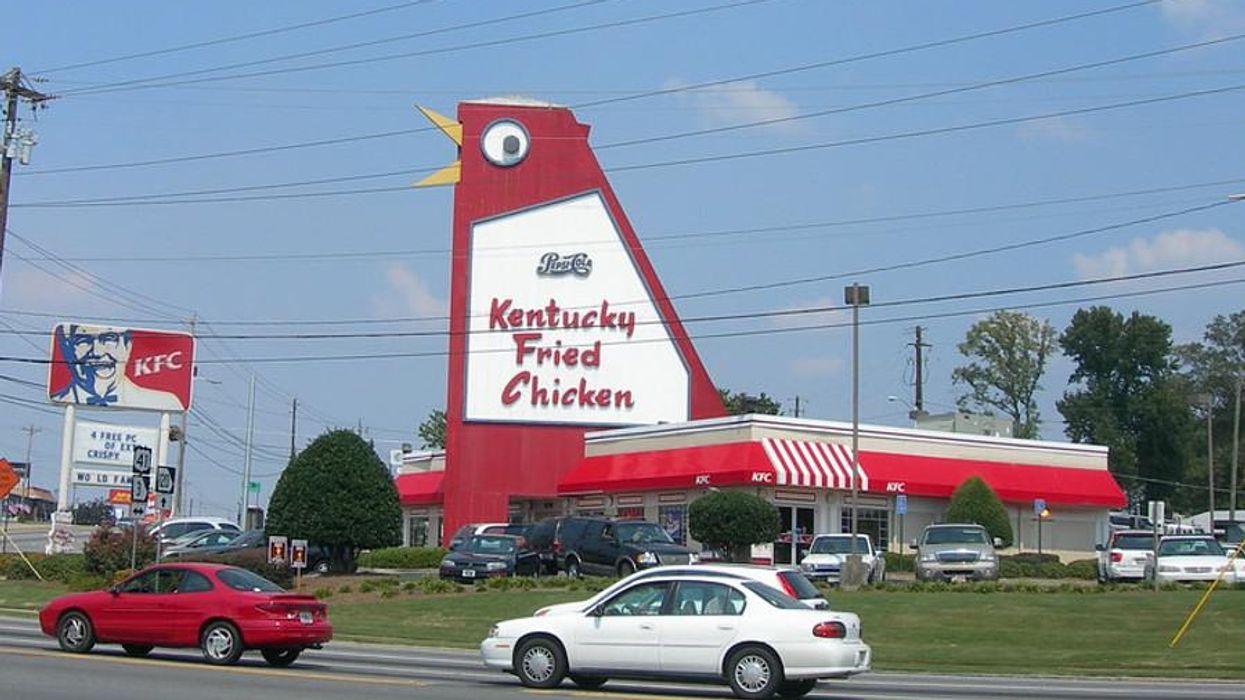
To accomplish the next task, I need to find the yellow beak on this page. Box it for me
[414,105,462,187]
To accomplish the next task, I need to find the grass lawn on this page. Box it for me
[3,579,1243,678]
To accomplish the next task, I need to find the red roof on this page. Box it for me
[558,440,1126,508]
[395,471,444,506]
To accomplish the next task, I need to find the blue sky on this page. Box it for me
[2,0,1244,519]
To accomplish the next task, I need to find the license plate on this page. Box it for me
[951,575,967,583]
[298,611,313,625]
[463,569,476,578]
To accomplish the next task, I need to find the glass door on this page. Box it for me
[774,505,816,564]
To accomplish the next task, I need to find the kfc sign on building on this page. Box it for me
[464,192,691,426]
[47,323,195,412]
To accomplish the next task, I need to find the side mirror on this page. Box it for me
[908,543,919,551]
[1094,544,1105,552]
[589,604,605,618]
[992,537,1004,548]
[109,586,120,596]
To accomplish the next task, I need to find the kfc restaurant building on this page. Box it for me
[393,98,1125,560]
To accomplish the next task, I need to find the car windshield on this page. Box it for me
[1158,538,1225,557]
[464,535,517,555]
[809,536,869,554]
[1113,534,1154,550]
[924,527,988,545]
[216,567,285,592]
[615,523,674,545]
[743,582,805,609]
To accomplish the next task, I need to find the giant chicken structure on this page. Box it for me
[417,98,725,535]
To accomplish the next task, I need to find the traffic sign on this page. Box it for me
[895,494,908,515]
[268,536,288,564]
[290,539,308,570]
[248,480,261,494]
[132,445,153,475]
[130,475,149,516]
[156,493,173,512]
[0,459,18,500]
[155,466,175,494]
[1033,498,1046,516]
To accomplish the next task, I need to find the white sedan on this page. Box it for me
[1147,535,1243,584]
[481,570,870,699]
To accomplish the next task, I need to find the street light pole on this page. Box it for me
[1207,394,1215,526]
[844,283,871,540]
[1232,374,1240,527]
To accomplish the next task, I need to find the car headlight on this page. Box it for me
[488,625,500,638]
[802,561,816,570]
[1158,565,1179,573]
[919,553,937,562]
[688,552,700,564]
[440,558,455,568]
[486,562,507,571]
[981,554,996,563]
[636,552,658,565]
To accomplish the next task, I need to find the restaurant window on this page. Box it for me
[407,516,429,547]
[617,506,645,519]
[840,507,890,551]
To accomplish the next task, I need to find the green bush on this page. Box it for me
[884,551,914,572]
[83,526,155,576]
[357,547,449,569]
[67,573,109,592]
[338,584,353,594]
[689,491,780,562]
[943,476,1013,547]
[314,587,335,599]
[37,554,87,583]
[414,576,458,594]
[3,553,45,580]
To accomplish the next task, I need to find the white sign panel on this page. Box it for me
[465,192,690,425]
[73,468,133,489]
[73,421,160,468]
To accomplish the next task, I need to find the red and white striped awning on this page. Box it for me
[760,438,868,490]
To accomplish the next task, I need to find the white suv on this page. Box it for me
[1095,529,1154,583]
[148,517,240,545]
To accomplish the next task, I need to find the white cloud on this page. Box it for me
[372,263,446,319]
[770,296,843,329]
[1018,116,1091,142]
[1162,0,1245,33]
[1072,228,1244,278]
[790,355,844,377]
[0,267,100,311]
[670,78,800,131]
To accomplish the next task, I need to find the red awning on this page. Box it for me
[396,471,444,506]
[560,442,777,494]
[861,451,1126,508]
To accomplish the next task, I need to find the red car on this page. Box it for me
[38,562,331,666]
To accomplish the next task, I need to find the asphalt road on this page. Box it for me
[1,523,96,555]
[1,616,1244,700]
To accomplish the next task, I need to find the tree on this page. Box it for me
[266,429,401,572]
[688,490,780,562]
[717,389,782,416]
[942,476,1013,546]
[1176,311,1245,512]
[1057,306,1194,503]
[417,409,446,449]
[72,497,113,526]
[951,311,1057,439]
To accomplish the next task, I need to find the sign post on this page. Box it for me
[130,446,152,570]
[1149,501,1166,592]
[895,494,907,553]
[0,459,17,554]
[291,539,307,591]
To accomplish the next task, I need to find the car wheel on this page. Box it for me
[777,678,817,698]
[261,648,302,667]
[726,645,783,699]
[122,644,154,657]
[311,560,330,575]
[200,621,244,665]
[57,612,95,654]
[570,674,607,690]
[617,559,635,577]
[514,636,566,689]
[566,558,582,579]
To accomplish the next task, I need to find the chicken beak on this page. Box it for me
[414,105,462,187]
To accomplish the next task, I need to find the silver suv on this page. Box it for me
[912,523,1001,582]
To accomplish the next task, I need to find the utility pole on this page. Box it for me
[239,375,255,528]
[791,396,803,418]
[1232,375,1241,526]
[174,315,196,515]
[22,424,41,519]
[907,326,931,420]
[0,67,50,294]
[289,397,298,461]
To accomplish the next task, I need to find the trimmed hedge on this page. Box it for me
[1,553,88,583]
[884,551,915,572]
[998,555,1097,580]
[357,547,449,569]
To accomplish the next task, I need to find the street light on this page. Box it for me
[844,284,870,541]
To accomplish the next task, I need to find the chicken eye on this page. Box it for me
[480,120,530,167]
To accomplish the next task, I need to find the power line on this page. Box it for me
[36,1,442,74]
[24,0,1156,176]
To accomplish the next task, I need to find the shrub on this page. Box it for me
[357,547,448,569]
[3,553,45,580]
[72,498,113,526]
[414,576,457,594]
[1065,559,1098,580]
[884,551,914,572]
[338,584,353,594]
[380,588,397,598]
[83,526,155,576]
[36,554,87,584]
[67,573,109,592]
[314,587,334,599]
[942,476,1013,547]
[689,490,781,562]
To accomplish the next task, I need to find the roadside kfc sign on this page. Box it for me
[47,323,195,412]
[464,192,691,426]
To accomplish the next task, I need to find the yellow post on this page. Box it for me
[1170,538,1245,647]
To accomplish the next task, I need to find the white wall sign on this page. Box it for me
[73,421,160,468]
[72,468,134,489]
[465,192,690,426]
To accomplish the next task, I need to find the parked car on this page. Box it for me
[528,516,696,577]
[440,534,542,582]
[911,523,1000,582]
[1145,535,1244,584]
[38,563,331,666]
[1094,529,1154,583]
[1108,511,1154,531]
[148,517,240,545]
[533,564,830,615]
[162,529,246,557]
[481,567,870,698]
[164,529,264,561]
[448,522,531,551]
[800,534,886,584]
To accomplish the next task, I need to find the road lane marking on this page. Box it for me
[523,689,708,700]
[0,645,430,687]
